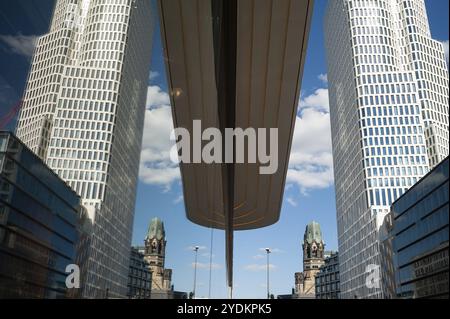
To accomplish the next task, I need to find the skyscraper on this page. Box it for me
[324,0,449,298]
[15,0,154,298]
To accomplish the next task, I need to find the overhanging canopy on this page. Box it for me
[158,0,313,291]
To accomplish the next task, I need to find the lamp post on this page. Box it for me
[193,246,199,299]
[265,248,271,299]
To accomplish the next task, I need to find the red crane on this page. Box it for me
[0,100,22,130]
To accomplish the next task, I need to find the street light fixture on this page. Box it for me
[265,248,271,299]
[193,246,199,299]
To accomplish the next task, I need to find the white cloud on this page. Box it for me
[287,88,334,195]
[0,34,38,57]
[287,167,334,195]
[173,194,184,204]
[442,40,449,64]
[139,83,333,196]
[252,254,265,260]
[318,73,328,84]
[286,197,297,207]
[149,71,160,81]
[146,85,170,109]
[299,88,329,113]
[139,85,180,189]
[191,262,221,270]
[244,264,276,271]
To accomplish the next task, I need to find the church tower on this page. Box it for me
[295,221,325,297]
[144,218,172,292]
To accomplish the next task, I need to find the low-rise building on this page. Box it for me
[389,156,449,299]
[127,247,152,299]
[315,252,340,299]
[0,131,83,298]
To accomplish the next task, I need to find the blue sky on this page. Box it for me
[0,0,449,299]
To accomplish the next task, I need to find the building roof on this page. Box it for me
[303,221,323,244]
[146,217,165,240]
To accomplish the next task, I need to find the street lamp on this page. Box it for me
[193,246,199,299]
[265,248,271,299]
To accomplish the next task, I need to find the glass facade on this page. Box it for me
[315,252,341,299]
[15,0,155,298]
[127,247,152,299]
[391,156,449,298]
[379,211,396,298]
[325,0,448,298]
[0,131,82,298]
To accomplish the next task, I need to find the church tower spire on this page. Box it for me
[144,217,172,292]
[295,221,325,298]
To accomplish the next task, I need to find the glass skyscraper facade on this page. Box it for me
[127,247,152,299]
[15,0,154,298]
[315,252,341,299]
[324,0,449,298]
[0,131,81,298]
[390,156,448,299]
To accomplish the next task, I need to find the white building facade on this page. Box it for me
[16,0,154,298]
[324,0,448,298]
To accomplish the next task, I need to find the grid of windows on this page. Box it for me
[15,0,154,298]
[390,157,449,298]
[0,132,81,298]
[325,0,448,299]
[127,247,152,299]
[315,253,341,299]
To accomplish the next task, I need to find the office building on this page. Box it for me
[0,131,82,298]
[315,252,340,299]
[127,247,152,299]
[325,0,449,298]
[378,211,396,298]
[390,156,448,298]
[15,0,154,298]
